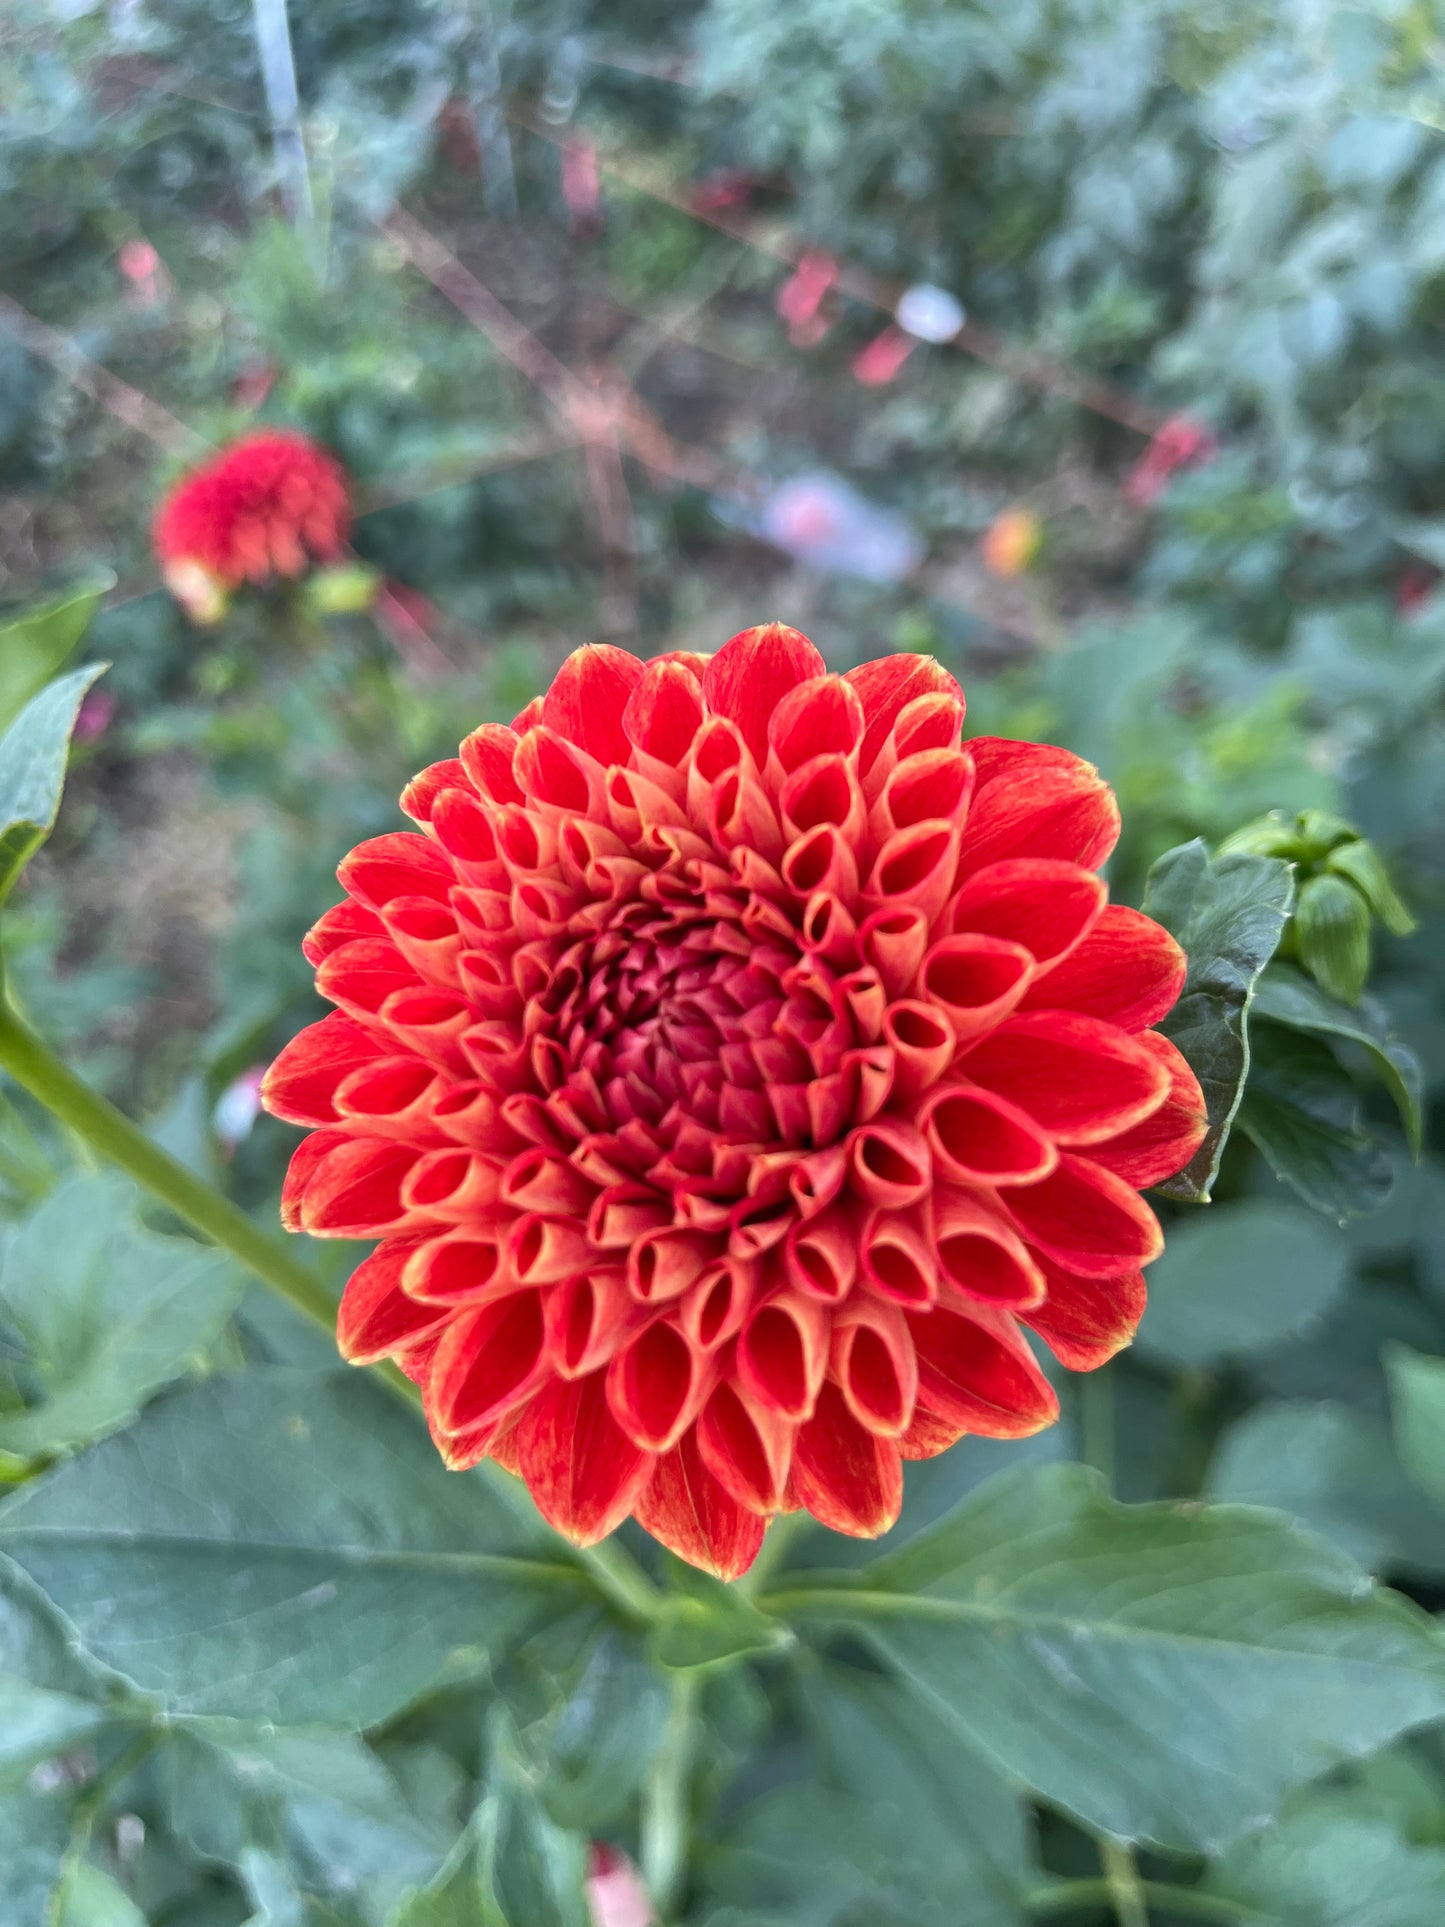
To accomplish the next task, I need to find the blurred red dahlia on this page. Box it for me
[153,428,351,622]
[264,626,1206,1577]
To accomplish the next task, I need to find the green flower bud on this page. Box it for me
[1217,812,1299,860]
[1292,809,1358,862]
[1294,872,1373,1005]
[1324,839,1417,939]
[303,563,382,616]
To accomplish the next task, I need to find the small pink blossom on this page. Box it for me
[1124,414,1217,507]
[586,1845,656,1927]
[776,251,839,346]
[851,325,916,385]
[74,689,117,745]
[214,1065,269,1152]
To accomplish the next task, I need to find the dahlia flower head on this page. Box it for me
[264,626,1206,1578]
[153,428,351,623]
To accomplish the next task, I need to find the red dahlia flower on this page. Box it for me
[264,626,1206,1577]
[153,428,351,622]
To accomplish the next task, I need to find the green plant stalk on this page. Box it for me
[1100,1838,1151,1927]
[1028,1875,1255,1922]
[640,1668,701,1921]
[0,995,662,1625]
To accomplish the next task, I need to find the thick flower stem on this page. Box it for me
[640,1669,701,1921]
[0,996,664,1624]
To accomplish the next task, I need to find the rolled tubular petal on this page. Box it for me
[267,628,1198,1576]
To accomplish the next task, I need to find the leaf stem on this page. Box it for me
[640,1668,700,1921]
[1100,1840,1150,1927]
[1027,1874,1254,1923]
[0,996,663,1625]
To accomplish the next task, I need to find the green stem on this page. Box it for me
[1028,1876,1253,1924]
[1099,1840,1150,1927]
[0,996,662,1625]
[640,1669,700,1921]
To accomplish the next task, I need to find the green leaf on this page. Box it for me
[1238,1024,1394,1217]
[0,1368,570,1726]
[477,1718,590,1927]
[1206,1799,1445,1926]
[1207,1402,1445,1579]
[769,1463,1445,1852]
[1252,964,1424,1154]
[0,663,109,909]
[1134,1200,1349,1367]
[390,1829,485,1927]
[0,1173,245,1462]
[1386,1346,1445,1512]
[57,1864,148,1927]
[1142,839,1294,1202]
[0,1564,123,1790]
[649,1564,795,1672]
[706,1785,936,1927]
[0,1786,78,1927]
[800,1663,1033,1925]
[0,583,110,737]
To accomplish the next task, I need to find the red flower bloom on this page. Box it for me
[264,626,1205,1577]
[154,429,351,621]
[1124,414,1217,508]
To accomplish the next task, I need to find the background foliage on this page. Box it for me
[0,0,1443,1921]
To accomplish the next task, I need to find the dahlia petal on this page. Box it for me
[960,1011,1171,1144]
[542,645,646,766]
[333,1055,443,1136]
[458,724,524,806]
[303,900,384,966]
[401,1147,502,1218]
[629,1228,722,1304]
[781,824,860,902]
[383,897,464,991]
[930,1185,1045,1309]
[785,1202,859,1302]
[883,999,955,1101]
[337,1239,448,1363]
[844,654,964,775]
[789,1381,903,1536]
[767,674,865,776]
[1024,1258,1147,1371]
[511,695,545,736]
[316,937,422,1021]
[907,1303,1060,1437]
[800,890,860,967]
[950,858,1106,968]
[1018,904,1187,1031]
[919,933,1035,1046]
[262,1014,389,1125]
[677,1260,754,1351]
[515,726,607,818]
[297,1136,422,1236]
[338,832,455,910]
[431,789,500,869]
[607,1318,713,1450]
[280,1128,349,1232]
[899,1400,968,1461]
[623,658,704,767]
[780,755,867,846]
[636,1428,767,1580]
[514,1371,655,1545]
[401,756,473,826]
[920,1083,1057,1187]
[403,1232,506,1305]
[859,904,929,1000]
[509,1213,594,1285]
[697,1379,795,1514]
[863,822,960,925]
[738,1291,830,1420]
[847,1117,932,1209]
[955,763,1120,877]
[1001,1152,1164,1278]
[1086,1031,1207,1188]
[702,623,827,764]
[431,1288,549,1433]
[869,746,974,845]
[860,1206,938,1308]
[832,1300,917,1437]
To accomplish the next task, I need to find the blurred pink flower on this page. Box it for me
[586,1845,656,1927]
[1396,564,1438,615]
[690,169,756,216]
[563,140,603,236]
[214,1065,269,1153]
[1124,414,1216,507]
[118,238,169,311]
[851,325,916,385]
[74,689,117,745]
[777,251,838,346]
[232,363,278,411]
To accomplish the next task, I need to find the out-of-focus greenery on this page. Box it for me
[1,1,1443,1923]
